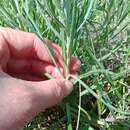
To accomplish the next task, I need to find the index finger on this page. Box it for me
[0,27,61,64]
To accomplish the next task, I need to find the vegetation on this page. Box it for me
[0,0,130,129]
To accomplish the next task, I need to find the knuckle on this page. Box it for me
[53,80,65,101]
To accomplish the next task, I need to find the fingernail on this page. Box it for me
[64,80,73,97]
[71,58,81,71]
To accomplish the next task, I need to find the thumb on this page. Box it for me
[26,79,73,110]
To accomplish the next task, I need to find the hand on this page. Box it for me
[0,27,80,130]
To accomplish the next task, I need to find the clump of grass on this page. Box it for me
[0,0,130,130]
[37,0,95,78]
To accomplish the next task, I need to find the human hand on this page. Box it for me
[0,28,80,130]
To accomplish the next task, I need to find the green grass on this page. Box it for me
[0,0,130,130]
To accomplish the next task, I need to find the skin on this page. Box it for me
[0,28,81,130]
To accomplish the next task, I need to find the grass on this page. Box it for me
[0,0,130,129]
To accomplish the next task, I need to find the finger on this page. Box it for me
[8,73,45,81]
[7,58,54,74]
[25,79,73,110]
[7,58,64,78]
[7,57,80,79]
[0,27,61,64]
